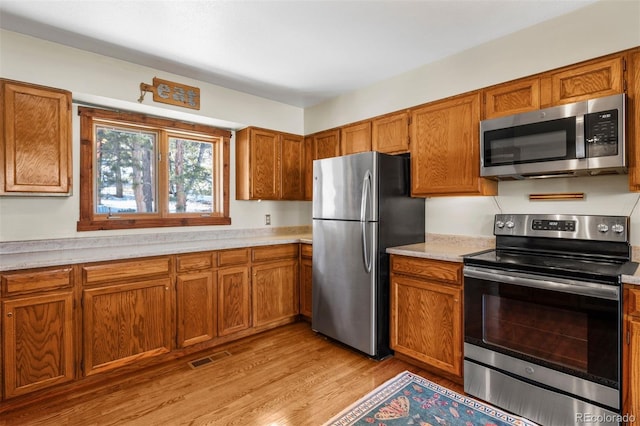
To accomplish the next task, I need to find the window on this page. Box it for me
[78,107,231,231]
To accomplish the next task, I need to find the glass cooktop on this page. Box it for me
[464,249,638,285]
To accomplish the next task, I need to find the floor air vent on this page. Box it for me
[187,351,231,369]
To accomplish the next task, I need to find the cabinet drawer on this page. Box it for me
[301,244,312,258]
[176,252,216,272]
[2,267,73,296]
[252,244,298,262]
[218,248,250,267]
[628,287,640,318]
[82,257,171,285]
[391,255,461,285]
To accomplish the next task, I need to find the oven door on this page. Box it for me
[463,265,621,411]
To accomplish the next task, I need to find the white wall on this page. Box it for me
[304,0,640,245]
[0,30,311,242]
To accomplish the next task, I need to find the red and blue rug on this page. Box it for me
[325,371,538,426]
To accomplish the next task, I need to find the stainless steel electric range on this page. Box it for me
[463,214,637,426]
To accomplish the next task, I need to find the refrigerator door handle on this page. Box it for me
[360,171,373,273]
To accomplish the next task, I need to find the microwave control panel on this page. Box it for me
[585,109,619,158]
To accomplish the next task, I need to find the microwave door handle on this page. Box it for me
[575,115,586,159]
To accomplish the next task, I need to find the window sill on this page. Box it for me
[77,217,232,231]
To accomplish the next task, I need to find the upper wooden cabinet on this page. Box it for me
[313,129,340,160]
[303,136,313,201]
[410,92,497,196]
[482,53,627,120]
[0,79,72,196]
[235,127,304,200]
[341,122,371,156]
[547,55,625,106]
[482,77,541,120]
[372,111,410,154]
[627,48,640,191]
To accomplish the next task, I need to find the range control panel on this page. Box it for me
[531,219,576,232]
[494,214,629,243]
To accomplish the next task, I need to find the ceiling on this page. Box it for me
[0,0,598,108]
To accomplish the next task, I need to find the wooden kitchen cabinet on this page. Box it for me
[410,92,497,197]
[176,252,217,348]
[313,129,341,160]
[546,54,625,106]
[372,110,410,154]
[303,136,314,201]
[235,127,304,200]
[251,244,299,329]
[217,248,251,337]
[390,255,463,381]
[0,79,72,196]
[81,256,173,376]
[1,266,75,399]
[482,77,541,119]
[2,292,74,398]
[299,244,313,320]
[627,48,640,192]
[341,121,371,155]
[624,285,640,425]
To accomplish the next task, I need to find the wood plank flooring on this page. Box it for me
[0,322,463,426]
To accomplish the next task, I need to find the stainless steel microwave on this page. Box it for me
[480,94,626,179]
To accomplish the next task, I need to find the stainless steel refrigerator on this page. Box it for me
[312,151,425,359]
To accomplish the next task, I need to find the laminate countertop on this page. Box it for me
[0,227,312,271]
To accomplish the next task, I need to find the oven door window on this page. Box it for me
[483,117,577,166]
[464,276,619,387]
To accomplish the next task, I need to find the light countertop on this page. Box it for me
[1,227,311,271]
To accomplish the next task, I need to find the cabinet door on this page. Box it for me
[628,49,640,192]
[627,319,640,425]
[176,272,216,348]
[482,78,540,119]
[410,92,496,196]
[2,292,74,398]
[390,274,462,377]
[252,259,298,329]
[303,136,313,201]
[314,129,340,160]
[281,133,304,200]
[372,111,409,154]
[341,122,371,156]
[217,266,250,337]
[0,79,72,195]
[249,128,280,199]
[82,279,172,376]
[299,256,312,319]
[549,56,624,105]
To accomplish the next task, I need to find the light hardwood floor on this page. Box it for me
[0,322,463,426]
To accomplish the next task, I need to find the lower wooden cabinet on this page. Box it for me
[2,291,74,398]
[299,244,312,319]
[217,266,250,337]
[82,279,172,376]
[390,255,463,380]
[252,259,298,328]
[176,272,217,348]
[0,243,306,405]
[251,244,299,329]
[624,285,640,425]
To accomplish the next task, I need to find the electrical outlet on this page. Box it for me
[265,214,271,225]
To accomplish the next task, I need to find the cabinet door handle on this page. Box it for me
[7,312,12,317]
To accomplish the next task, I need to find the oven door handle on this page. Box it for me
[463,266,619,301]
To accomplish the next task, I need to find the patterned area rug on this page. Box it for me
[325,371,538,426]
